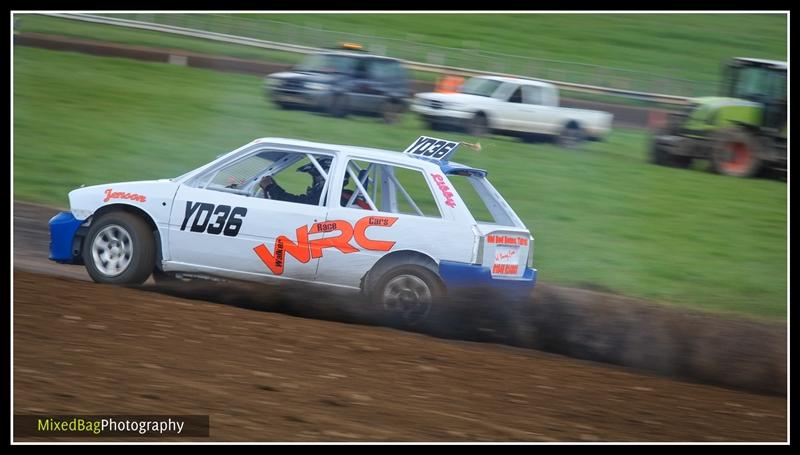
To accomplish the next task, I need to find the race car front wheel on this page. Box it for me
[82,211,156,285]
[371,264,444,327]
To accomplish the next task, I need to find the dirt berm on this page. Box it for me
[13,271,786,441]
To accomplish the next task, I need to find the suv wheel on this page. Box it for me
[381,100,403,124]
[327,94,348,118]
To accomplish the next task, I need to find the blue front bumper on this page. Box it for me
[439,260,538,301]
[48,211,84,263]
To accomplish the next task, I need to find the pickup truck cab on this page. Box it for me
[412,76,613,147]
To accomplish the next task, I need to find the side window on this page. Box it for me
[522,86,543,105]
[354,59,369,78]
[208,152,275,189]
[508,87,523,104]
[368,60,405,82]
[340,159,441,218]
[193,150,334,205]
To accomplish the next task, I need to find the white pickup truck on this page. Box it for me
[411,76,613,147]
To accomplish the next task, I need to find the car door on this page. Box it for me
[490,82,523,131]
[314,157,474,289]
[348,58,389,113]
[517,84,548,133]
[167,150,331,282]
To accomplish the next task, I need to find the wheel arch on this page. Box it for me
[83,203,167,268]
[564,119,582,131]
[361,249,441,293]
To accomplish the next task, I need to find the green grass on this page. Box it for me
[15,13,787,90]
[13,47,788,319]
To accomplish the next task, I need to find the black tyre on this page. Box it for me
[468,112,489,137]
[557,123,586,149]
[711,127,763,178]
[370,264,445,327]
[426,119,443,131]
[82,211,156,285]
[381,100,403,124]
[649,135,692,168]
[327,93,348,118]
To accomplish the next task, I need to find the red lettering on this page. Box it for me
[308,220,359,259]
[253,226,311,275]
[354,216,398,251]
[253,216,399,274]
[103,188,146,203]
[430,173,457,208]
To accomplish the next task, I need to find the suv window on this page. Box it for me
[341,159,441,218]
[368,59,405,81]
[508,87,523,103]
[296,54,359,75]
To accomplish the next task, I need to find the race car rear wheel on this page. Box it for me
[371,265,444,327]
[82,211,155,285]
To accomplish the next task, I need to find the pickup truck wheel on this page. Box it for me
[371,264,444,328]
[82,212,155,285]
[468,113,489,137]
[557,123,585,149]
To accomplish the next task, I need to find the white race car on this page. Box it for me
[49,136,538,324]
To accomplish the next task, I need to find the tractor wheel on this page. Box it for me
[649,134,692,168]
[711,127,763,178]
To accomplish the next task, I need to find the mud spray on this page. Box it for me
[144,279,786,395]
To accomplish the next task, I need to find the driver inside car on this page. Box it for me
[259,157,370,209]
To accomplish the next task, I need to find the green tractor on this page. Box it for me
[650,57,787,178]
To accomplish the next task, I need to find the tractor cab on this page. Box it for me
[721,58,787,131]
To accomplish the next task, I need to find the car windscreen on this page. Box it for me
[460,77,502,97]
[296,54,359,75]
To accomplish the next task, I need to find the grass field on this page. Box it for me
[13,47,788,319]
[16,13,787,88]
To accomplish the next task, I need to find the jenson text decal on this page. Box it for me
[103,188,146,203]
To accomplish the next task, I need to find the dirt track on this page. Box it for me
[13,202,789,441]
[13,269,788,442]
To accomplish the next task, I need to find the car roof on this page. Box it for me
[732,57,787,70]
[475,75,554,88]
[318,51,398,61]
[249,137,486,176]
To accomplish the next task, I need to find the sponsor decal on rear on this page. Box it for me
[487,234,527,276]
[253,216,398,275]
[103,188,146,203]
[487,235,528,246]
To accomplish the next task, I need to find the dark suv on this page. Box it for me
[264,49,411,123]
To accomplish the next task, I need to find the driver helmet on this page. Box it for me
[297,157,349,186]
